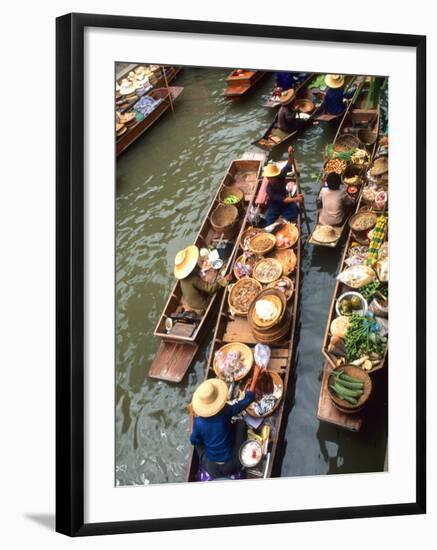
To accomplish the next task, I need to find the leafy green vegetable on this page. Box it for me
[359,281,388,302]
[344,314,386,361]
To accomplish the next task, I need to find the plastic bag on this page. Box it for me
[336,265,376,289]
[254,344,271,368]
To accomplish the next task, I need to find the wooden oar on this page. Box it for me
[291,156,311,235]
[161,66,174,113]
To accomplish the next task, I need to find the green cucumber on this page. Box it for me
[333,382,363,398]
[332,374,364,390]
[338,372,365,384]
[329,385,358,405]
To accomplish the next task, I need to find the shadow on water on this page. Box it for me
[115,67,388,485]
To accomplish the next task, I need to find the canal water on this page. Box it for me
[115,67,388,485]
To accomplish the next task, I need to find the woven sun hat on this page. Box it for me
[313,224,339,243]
[119,78,136,95]
[370,157,388,177]
[325,74,345,89]
[192,379,228,417]
[279,88,295,105]
[174,245,199,279]
[263,163,281,178]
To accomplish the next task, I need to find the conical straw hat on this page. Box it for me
[192,379,228,417]
[174,245,199,279]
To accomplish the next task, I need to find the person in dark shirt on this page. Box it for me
[190,378,255,478]
[319,74,355,116]
[277,89,297,133]
[262,146,303,226]
[276,71,309,91]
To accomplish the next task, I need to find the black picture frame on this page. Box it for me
[56,12,426,537]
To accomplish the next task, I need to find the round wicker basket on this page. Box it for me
[210,204,239,238]
[213,342,254,381]
[328,364,372,414]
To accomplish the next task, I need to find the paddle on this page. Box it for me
[289,148,311,235]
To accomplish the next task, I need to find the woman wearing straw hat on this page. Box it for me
[319,74,355,116]
[189,379,255,479]
[277,89,298,133]
[174,245,230,313]
[258,146,304,227]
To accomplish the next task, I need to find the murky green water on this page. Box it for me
[115,68,388,485]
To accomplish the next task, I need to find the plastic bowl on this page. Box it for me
[335,291,368,317]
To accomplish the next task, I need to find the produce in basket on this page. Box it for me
[324,158,347,175]
[344,314,387,363]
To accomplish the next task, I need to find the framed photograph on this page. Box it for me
[56,13,426,536]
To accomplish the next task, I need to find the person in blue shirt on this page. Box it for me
[190,378,255,478]
[276,71,309,91]
[319,74,355,116]
[262,146,303,227]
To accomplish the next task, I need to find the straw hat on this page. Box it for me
[325,74,345,89]
[192,379,228,417]
[370,157,388,177]
[263,163,281,178]
[174,245,199,279]
[279,89,295,105]
[119,78,136,95]
[313,225,338,243]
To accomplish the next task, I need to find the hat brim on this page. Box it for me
[279,90,295,105]
[325,76,345,89]
[174,245,199,279]
[313,225,339,243]
[192,379,228,417]
[263,165,281,178]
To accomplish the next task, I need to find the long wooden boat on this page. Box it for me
[254,75,358,152]
[148,157,266,383]
[186,169,302,481]
[116,86,184,156]
[223,70,269,99]
[308,80,381,248]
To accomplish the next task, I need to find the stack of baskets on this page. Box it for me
[248,288,290,344]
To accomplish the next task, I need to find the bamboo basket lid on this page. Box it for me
[252,257,283,284]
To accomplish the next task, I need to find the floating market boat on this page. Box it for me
[149,156,266,383]
[308,79,382,248]
[116,86,184,156]
[222,69,269,99]
[254,75,357,151]
[186,168,302,481]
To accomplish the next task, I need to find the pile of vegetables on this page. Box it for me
[344,314,386,362]
[224,194,239,205]
[359,281,388,302]
[329,370,364,405]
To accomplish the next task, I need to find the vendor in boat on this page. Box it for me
[260,146,304,227]
[277,89,297,133]
[174,245,230,314]
[189,379,255,479]
[319,74,355,117]
[317,172,354,226]
[275,71,308,92]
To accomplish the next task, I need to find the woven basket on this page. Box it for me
[210,204,239,238]
[334,133,360,152]
[213,342,254,381]
[219,186,244,208]
[248,288,287,330]
[358,128,377,146]
[228,277,262,316]
[328,365,372,413]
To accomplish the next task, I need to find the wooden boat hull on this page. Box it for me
[149,157,266,382]
[186,171,302,481]
[223,70,268,99]
[116,86,184,156]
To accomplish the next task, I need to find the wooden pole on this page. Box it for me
[292,156,311,235]
[161,66,174,113]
